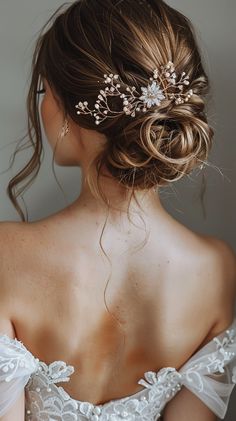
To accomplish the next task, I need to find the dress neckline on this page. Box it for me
[1,316,236,408]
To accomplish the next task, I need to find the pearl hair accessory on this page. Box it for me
[75,61,194,125]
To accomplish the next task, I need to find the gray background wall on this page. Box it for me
[0,1,235,419]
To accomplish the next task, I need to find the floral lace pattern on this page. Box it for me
[0,319,236,420]
[0,335,39,382]
[177,326,236,396]
[24,363,183,421]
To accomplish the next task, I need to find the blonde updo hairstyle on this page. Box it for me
[8,0,214,221]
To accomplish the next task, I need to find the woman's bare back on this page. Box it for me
[0,208,234,405]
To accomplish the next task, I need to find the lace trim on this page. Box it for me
[210,327,236,373]
[36,360,75,384]
[0,335,39,382]
[1,320,236,420]
[26,325,236,420]
[184,326,236,388]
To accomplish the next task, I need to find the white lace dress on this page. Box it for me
[1,317,236,421]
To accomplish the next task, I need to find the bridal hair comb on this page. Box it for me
[75,61,194,125]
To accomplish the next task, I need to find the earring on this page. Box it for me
[59,117,69,139]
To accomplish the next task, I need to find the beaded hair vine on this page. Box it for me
[75,62,194,125]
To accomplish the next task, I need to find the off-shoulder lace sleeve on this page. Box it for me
[178,318,236,419]
[0,334,39,417]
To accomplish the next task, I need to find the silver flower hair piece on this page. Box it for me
[75,61,194,125]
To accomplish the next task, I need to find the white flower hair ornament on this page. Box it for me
[75,61,194,126]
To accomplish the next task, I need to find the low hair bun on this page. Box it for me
[102,92,214,189]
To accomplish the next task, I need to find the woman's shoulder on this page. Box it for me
[0,219,27,261]
[165,215,235,286]
[0,220,33,265]
[0,219,48,255]
[0,220,39,300]
[164,219,236,334]
[201,234,236,325]
[196,233,236,292]
[170,214,236,282]
[0,220,32,240]
[0,222,27,336]
[185,232,236,339]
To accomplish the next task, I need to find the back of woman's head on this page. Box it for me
[8,0,214,219]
